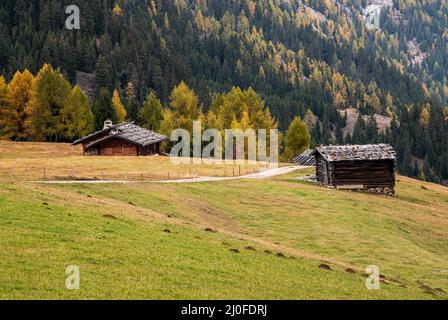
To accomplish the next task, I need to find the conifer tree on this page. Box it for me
[112,89,127,122]
[125,82,138,121]
[284,117,311,161]
[26,64,71,142]
[1,70,34,140]
[138,92,163,131]
[61,86,94,140]
[304,109,316,131]
[93,88,118,130]
[161,81,200,135]
[0,75,8,137]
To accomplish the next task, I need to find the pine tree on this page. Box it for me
[419,105,430,129]
[352,115,367,144]
[0,75,8,137]
[210,87,276,132]
[95,55,113,92]
[1,70,34,140]
[413,160,420,178]
[61,86,94,140]
[125,82,138,121]
[112,4,123,17]
[304,109,316,131]
[112,89,127,122]
[422,158,433,182]
[366,115,378,143]
[0,23,9,70]
[284,117,311,161]
[26,64,71,142]
[93,88,117,130]
[138,92,163,131]
[161,81,200,135]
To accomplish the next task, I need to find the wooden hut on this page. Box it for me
[313,144,396,195]
[73,120,169,156]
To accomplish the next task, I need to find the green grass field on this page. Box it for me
[0,142,447,299]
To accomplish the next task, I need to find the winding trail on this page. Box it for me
[160,165,304,183]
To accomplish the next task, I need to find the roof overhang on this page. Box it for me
[85,134,169,149]
[313,144,396,162]
[73,123,130,146]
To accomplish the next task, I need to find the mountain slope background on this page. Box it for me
[0,0,447,183]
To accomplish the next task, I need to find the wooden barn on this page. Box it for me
[73,120,169,156]
[313,144,396,195]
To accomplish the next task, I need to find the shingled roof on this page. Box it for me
[314,144,396,162]
[73,122,169,147]
[293,149,316,166]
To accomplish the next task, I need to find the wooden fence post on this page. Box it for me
[43,167,47,180]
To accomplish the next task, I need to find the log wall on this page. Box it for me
[315,155,396,194]
[332,160,395,188]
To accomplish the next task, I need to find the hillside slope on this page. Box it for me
[1,147,447,299]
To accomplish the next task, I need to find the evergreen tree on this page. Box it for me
[112,89,127,122]
[210,87,276,132]
[1,70,34,140]
[161,81,200,135]
[61,86,94,140]
[0,23,9,70]
[304,109,316,132]
[138,92,163,131]
[26,64,71,142]
[352,116,367,144]
[284,117,311,161]
[0,75,8,137]
[93,88,117,130]
[422,158,433,182]
[366,115,378,143]
[125,82,138,121]
[95,55,113,92]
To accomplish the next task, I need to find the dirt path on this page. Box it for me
[159,165,304,183]
[31,166,306,184]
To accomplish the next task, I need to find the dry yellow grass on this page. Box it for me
[0,141,272,181]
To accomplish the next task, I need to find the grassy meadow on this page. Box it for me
[0,141,264,181]
[0,142,447,299]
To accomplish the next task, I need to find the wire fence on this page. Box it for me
[0,164,267,182]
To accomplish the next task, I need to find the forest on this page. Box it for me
[0,0,447,184]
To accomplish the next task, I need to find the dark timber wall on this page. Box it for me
[315,156,396,194]
[83,138,160,156]
[332,160,395,187]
